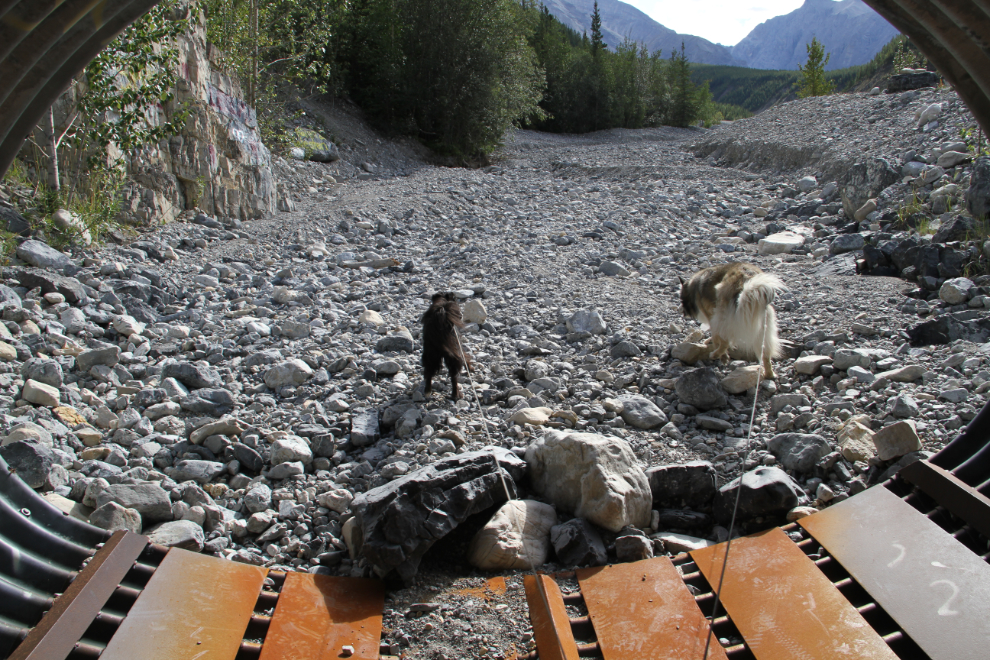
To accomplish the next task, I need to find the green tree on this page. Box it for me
[667,43,702,127]
[387,0,545,156]
[797,37,834,97]
[590,1,605,56]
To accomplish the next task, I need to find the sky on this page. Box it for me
[623,1,810,46]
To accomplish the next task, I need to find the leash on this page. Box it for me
[701,306,770,660]
[453,326,563,652]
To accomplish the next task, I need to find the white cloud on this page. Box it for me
[625,0,809,46]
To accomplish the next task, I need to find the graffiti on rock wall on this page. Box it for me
[207,83,269,167]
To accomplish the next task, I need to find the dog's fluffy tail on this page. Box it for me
[738,273,786,359]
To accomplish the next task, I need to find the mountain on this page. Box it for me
[730,0,899,70]
[539,0,744,65]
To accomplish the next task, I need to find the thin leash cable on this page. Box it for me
[700,306,770,660]
[453,326,561,649]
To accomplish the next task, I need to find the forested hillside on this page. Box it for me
[204,0,722,158]
[693,35,928,114]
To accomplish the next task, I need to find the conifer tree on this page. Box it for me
[797,37,834,97]
[590,1,604,56]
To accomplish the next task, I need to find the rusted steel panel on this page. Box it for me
[691,527,897,660]
[898,460,990,539]
[800,484,990,660]
[523,574,580,660]
[258,573,385,660]
[100,548,267,660]
[576,557,728,660]
[9,530,146,660]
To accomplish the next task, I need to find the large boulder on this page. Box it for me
[468,500,556,570]
[840,158,900,219]
[348,447,525,580]
[525,430,651,533]
[713,467,808,524]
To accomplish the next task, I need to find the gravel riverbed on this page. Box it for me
[1,86,988,659]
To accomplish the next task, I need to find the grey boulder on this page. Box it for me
[349,447,525,580]
[550,518,607,567]
[161,361,222,389]
[95,483,172,521]
[713,467,808,524]
[767,433,830,473]
[16,240,70,269]
[617,394,667,429]
[146,520,205,551]
[675,368,727,410]
[0,440,54,489]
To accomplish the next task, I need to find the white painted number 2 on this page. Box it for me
[929,580,960,616]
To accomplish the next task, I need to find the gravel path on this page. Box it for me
[2,87,987,659]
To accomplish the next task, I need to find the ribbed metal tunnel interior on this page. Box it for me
[0,0,165,179]
[0,2,989,177]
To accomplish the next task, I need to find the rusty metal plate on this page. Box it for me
[259,573,384,660]
[524,574,579,660]
[11,530,147,660]
[899,460,990,539]
[576,557,728,660]
[691,527,897,660]
[800,484,990,660]
[100,548,267,660]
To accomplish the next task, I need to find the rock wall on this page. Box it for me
[24,3,275,224]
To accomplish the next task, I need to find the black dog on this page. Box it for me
[421,292,471,399]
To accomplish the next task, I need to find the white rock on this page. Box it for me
[876,365,924,382]
[23,379,60,407]
[468,500,557,570]
[526,430,651,532]
[940,277,974,305]
[359,310,384,326]
[270,435,313,465]
[318,489,354,513]
[794,355,832,375]
[872,420,922,461]
[854,198,877,222]
[112,314,146,337]
[758,231,804,255]
[509,407,551,426]
[797,176,817,192]
[653,532,712,553]
[567,310,606,335]
[264,359,314,389]
[917,103,942,127]
[461,299,488,325]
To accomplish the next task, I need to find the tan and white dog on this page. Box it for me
[679,262,785,379]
